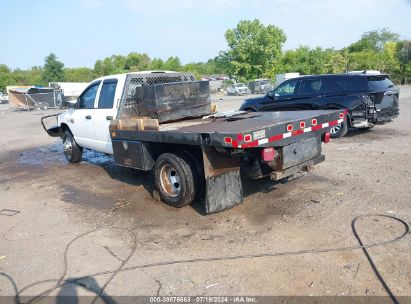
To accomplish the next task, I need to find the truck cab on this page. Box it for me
[58,74,125,154]
[58,71,181,155]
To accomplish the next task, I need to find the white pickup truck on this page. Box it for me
[42,71,344,214]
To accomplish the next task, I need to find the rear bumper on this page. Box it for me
[270,154,325,181]
[350,107,399,128]
[241,137,323,180]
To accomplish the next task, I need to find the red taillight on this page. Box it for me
[339,113,344,119]
[237,133,243,141]
[287,124,293,132]
[322,132,331,144]
[261,147,275,162]
[312,119,317,126]
[300,121,306,129]
[224,137,232,144]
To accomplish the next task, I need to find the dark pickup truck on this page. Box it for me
[42,72,345,214]
[240,73,399,138]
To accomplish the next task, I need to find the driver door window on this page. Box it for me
[78,82,100,109]
[275,80,299,98]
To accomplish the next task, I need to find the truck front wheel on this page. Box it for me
[154,152,198,208]
[63,131,83,163]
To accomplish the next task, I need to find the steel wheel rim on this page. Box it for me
[330,123,342,134]
[63,137,73,159]
[159,164,181,197]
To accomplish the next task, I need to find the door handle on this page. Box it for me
[106,116,113,120]
[85,115,92,120]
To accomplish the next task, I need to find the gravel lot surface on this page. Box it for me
[0,87,410,299]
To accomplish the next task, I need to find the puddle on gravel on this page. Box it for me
[17,144,114,166]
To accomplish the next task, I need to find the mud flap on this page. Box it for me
[202,147,243,214]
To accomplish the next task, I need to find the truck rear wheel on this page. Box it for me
[154,152,198,208]
[63,131,83,163]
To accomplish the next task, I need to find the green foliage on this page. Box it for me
[221,19,286,81]
[64,67,95,82]
[326,51,349,73]
[163,56,182,71]
[348,28,400,52]
[93,55,127,77]
[42,53,64,83]
[148,58,165,70]
[277,46,335,76]
[0,65,12,92]
[397,40,411,84]
[0,65,45,92]
[1,22,411,88]
[125,52,151,71]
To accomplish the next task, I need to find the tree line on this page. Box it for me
[1,19,411,92]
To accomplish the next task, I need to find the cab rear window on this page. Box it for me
[367,76,394,91]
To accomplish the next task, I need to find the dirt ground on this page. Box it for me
[0,88,410,300]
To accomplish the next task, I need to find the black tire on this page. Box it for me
[330,120,348,138]
[63,131,83,163]
[154,152,198,208]
[179,150,205,201]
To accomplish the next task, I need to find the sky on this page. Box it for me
[1,0,411,69]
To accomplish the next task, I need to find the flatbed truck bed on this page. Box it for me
[112,110,343,148]
[110,109,345,214]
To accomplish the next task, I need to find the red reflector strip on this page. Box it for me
[312,124,322,131]
[243,140,258,148]
[244,134,252,142]
[268,134,283,142]
[292,129,304,136]
[328,120,338,127]
[226,116,342,149]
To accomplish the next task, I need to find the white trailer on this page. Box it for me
[275,73,300,86]
[49,82,89,102]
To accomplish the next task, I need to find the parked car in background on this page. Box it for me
[239,73,399,138]
[248,79,272,94]
[227,83,251,96]
[0,92,9,104]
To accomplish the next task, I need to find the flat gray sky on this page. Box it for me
[1,0,411,69]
